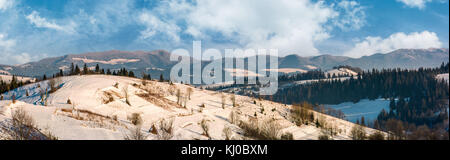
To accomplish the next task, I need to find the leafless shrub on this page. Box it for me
[48,77,61,93]
[113,82,119,88]
[127,113,143,126]
[200,119,210,138]
[176,89,181,105]
[168,85,176,95]
[102,92,114,104]
[238,118,282,140]
[318,134,331,140]
[281,132,294,140]
[260,119,282,140]
[122,86,130,105]
[230,94,236,107]
[157,118,174,140]
[39,88,48,106]
[67,98,72,104]
[124,126,148,140]
[6,108,36,140]
[368,131,385,140]
[350,124,367,140]
[222,126,233,140]
[221,94,226,109]
[229,111,239,125]
[187,88,193,100]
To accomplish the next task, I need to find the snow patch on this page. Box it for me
[72,57,140,65]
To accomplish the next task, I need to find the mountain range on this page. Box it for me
[1,48,448,78]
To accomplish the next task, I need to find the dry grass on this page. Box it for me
[57,108,122,130]
[101,91,115,104]
[137,93,181,111]
[123,126,148,140]
[157,118,174,140]
[238,118,282,140]
[1,108,57,140]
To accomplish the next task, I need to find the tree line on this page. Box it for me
[1,63,167,95]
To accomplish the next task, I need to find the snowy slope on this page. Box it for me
[325,68,358,78]
[1,75,379,140]
[436,73,449,84]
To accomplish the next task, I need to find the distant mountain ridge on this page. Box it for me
[277,48,449,71]
[1,48,448,78]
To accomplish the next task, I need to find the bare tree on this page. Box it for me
[187,88,193,100]
[122,85,130,105]
[176,89,181,105]
[39,88,48,106]
[229,111,239,125]
[230,94,236,107]
[12,94,16,104]
[221,93,226,109]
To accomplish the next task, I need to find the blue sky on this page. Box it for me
[0,0,448,65]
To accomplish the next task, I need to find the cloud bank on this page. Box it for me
[396,0,432,9]
[345,31,442,58]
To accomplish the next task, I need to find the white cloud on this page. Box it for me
[344,31,442,58]
[0,33,15,49]
[396,0,432,9]
[156,0,347,57]
[0,0,13,11]
[333,1,366,30]
[11,53,32,64]
[0,34,47,64]
[138,12,181,42]
[26,11,77,34]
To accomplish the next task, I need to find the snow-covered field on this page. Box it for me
[324,99,391,123]
[436,73,449,83]
[1,75,378,140]
[325,68,358,78]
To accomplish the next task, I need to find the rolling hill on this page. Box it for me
[0,75,379,140]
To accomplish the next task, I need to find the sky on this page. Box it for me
[0,0,448,65]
